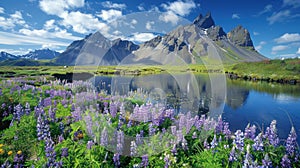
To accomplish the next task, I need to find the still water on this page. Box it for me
[91,73,300,143]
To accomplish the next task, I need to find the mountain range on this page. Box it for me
[0,12,267,66]
[0,49,60,62]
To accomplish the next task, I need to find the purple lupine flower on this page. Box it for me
[136,133,142,145]
[176,130,183,144]
[141,155,149,168]
[37,113,50,141]
[13,152,24,167]
[171,126,177,135]
[262,153,272,167]
[71,107,82,122]
[58,134,64,143]
[281,154,291,168]
[87,140,94,149]
[1,160,12,168]
[25,102,30,115]
[223,122,231,139]
[204,138,210,149]
[244,124,256,140]
[130,141,137,156]
[109,102,118,118]
[61,148,68,157]
[127,120,132,127]
[252,133,264,151]
[149,123,156,136]
[164,154,171,168]
[181,137,188,150]
[113,153,120,167]
[48,107,56,122]
[264,120,279,146]
[171,143,177,155]
[229,146,237,162]
[100,127,108,146]
[45,137,58,167]
[215,116,223,133]
[243,144,254,167]
[13,103,24,121]
[43,97,52,107]
[285,127,297,156]
[233,130,244,151]
[210,134,218,149]
[116,130,124,154]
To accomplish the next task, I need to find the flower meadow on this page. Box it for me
[0,76,299,167]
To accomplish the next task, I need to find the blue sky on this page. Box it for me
[0,0,300,59]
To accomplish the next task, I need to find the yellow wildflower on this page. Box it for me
[7,151,13,156]
[17,150,22,155]
[0,144,3,148]
[0,149,4,155]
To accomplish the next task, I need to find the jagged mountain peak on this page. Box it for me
[193,12,215,29]
[227,25,254,48]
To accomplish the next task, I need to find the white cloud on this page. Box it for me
[0,48,33,56]
[253,32,260,36]
[131,19,137,25]
[297,48,300,54]
[267,10,290,24]
[283,0,300,8]
[0,11,27,30]
[255,41,266,51]
[97,9,123,22]
[256,4,272,16]
[61,11,109,34]
[19,28,80,41]
[161,0,196,16]
[146,21,155,30]
[159,11,179,25]
[274,33,300,43]
[39,0,85,16]
[272,45,289,54]
[101,1,126,9]
[0,7,5,14]
[137,5,145,11]
[128,33,156,43]
[0,31,70,46]
[232,14,240,19]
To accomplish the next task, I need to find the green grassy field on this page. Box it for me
[0,58,299,83]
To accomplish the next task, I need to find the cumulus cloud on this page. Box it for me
[137,4,145,11]
[272,45,289,54]
[0,11,27,30]
[274,33,300,43]
[39,0,85,16]
[128,32,156,43]
[97,9,123,22]
[101,1,126,9]
[161,0,196,16]
[159,11,180,25]
[232,14,240,19]
[146,21,155,30]
[61,11,109,34]
[253,32,260,36]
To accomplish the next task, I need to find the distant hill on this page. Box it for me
[0,49,60,63]
[21,49,60,60]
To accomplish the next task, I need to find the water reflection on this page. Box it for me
[92,74,300,143]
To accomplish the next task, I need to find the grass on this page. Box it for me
[0,58,300,83]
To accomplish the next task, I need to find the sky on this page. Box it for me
[0,0,300,59]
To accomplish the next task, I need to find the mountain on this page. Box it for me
[54,12,266,66]
[129,12,266,65]
[21,49,60,60]
[54,32,139,65]
[0,52,18,61]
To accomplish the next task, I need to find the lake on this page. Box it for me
[90,73,300,144]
